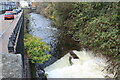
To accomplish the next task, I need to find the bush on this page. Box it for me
[78,14,119,56]
[24,33,51,63]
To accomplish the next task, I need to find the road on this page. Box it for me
[0,12,22,53]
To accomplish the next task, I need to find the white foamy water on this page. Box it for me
[45,50,114,78]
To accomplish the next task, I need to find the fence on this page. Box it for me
[8,11,24,58]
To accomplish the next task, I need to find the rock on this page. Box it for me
[69,56,73,65]
[36,64,47,79]
[69,51,79,59]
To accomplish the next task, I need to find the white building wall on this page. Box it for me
[0,3,2,11]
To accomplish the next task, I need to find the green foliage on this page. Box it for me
[44,2,120,57]
[24,33,51,64]
[78,14,119,56]
[24,9,30,33]
[44,3,74,26]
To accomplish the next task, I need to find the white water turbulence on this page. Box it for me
[45,50,114,78]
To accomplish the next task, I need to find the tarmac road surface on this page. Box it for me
[0,12,22,53]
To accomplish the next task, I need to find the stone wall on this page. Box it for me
[0,53,23,79]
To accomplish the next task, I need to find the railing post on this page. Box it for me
[8,39,14,53]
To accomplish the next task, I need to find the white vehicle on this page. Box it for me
[12,9,19,14]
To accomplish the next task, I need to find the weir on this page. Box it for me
[45,50,114,78]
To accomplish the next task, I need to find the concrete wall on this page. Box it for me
[0,53,23,79]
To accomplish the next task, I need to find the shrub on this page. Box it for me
[24,33,51,63]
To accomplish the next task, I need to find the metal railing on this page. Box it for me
[8,11,24,54]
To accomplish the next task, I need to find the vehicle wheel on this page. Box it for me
[4,18,6,20]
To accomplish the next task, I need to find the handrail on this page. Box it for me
[8,11,24,53]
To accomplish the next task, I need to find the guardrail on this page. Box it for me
[8,11,24,54]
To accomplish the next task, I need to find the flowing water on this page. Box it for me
[29,13,80,67]
[29,13,114,78]
[45,50,114,78]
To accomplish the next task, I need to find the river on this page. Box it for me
[29,13,114,78]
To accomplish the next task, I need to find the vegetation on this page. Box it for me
[36,2,120,77]
[24,9,51,64]
[24,33,51,63]
[38,2,120,57]
[24,9,30,33]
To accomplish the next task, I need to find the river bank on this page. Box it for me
[24,9,52,78]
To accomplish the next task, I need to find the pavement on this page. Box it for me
[0,12,22,53]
